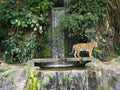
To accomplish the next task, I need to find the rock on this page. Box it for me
[14,67,27,90]
[0,66,27,90]
[0,73,16,90]
[85,58,104,68]
[111,56,120,63]
[85,57,120,90]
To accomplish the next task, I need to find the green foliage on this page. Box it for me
[93,36,106,59]
[26,67,38,90]
[2,35,37,63]
[57,0,106,57]
[58,0,106,42]
[64,42,69,55]
[79,60,85,65]
[2,37,20,63]
[1,0,53,30]
[0,28,7,45]
[40,31,52,58]
[93,48,104,59]
[115,44,120,55]
[0,69,16,77]
[42,44,51,58]
[0,0,53,63]
[19,36,37,62]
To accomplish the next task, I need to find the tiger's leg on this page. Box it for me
[77,51,80,58]
[89,50,92,57]
[74,51,77,58]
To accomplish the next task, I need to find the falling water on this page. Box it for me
[37,69,89,90]
[52,7,65,58]
[37,67,120,90]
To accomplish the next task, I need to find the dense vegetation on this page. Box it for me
[0,0,120,63]
[59,0,106,42]
[106,0,120,55]
[58,0,106,58]
[0,0,53,63]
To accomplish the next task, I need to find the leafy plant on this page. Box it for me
[2,37,20,63]
[58,0,106,42]
[56,0,106,57]
[0,0,54,63]
[42,44,51,58]
[0,69,16,77]
[115,44,120,56]
[2,34,37,63]
[92,48,104,59]
[26,67,38,90]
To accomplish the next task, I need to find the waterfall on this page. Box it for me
[37,70,89,90]
[52,7,65,58]
[37,68,120,90]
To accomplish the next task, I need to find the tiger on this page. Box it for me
[71,41,97,58]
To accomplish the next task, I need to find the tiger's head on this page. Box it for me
[92,41,97,47]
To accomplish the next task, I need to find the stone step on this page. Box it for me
[27,57,97,68]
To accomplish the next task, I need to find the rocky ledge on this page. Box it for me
[86,56,120,90]
[0,63,27,90]
[0,56,120,90]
